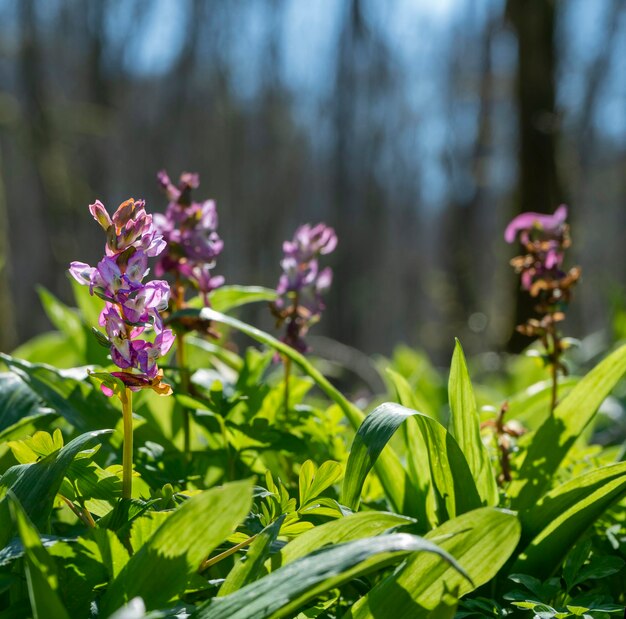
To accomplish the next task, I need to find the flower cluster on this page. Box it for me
[505,204,581,339]
[69,199,175,395]
[271,223,337,353]
[154,170,224,306]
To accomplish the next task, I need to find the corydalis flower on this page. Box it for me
[505,204,579,297]
[271,223,337,353]
[505,204,580,347]
[154,170,224,305]
[69,199,174,396]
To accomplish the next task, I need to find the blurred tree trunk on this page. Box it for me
[329,0,364,346]
[0,147,17,351]
[506,0,566,352]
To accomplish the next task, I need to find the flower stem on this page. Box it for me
[199,534,258,572]
[283,355,292,415]
[120,387,134,499]
[177,333,191,459]
[547,321,561,415]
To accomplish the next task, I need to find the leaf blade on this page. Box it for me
[514,461,626,579]
[100,480,253,614]
[346,508,521,619]
[448,341,498,506]
[509,344,626,509]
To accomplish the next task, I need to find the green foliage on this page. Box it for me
[8,495,70,619]
[0,284,625,618]
[346,508,521,618]
[509,343,626,509]
[195,533,466,619]
[100,480,254,614]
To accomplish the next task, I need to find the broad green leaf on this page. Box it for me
[0,354,119,431]
[341,402,481,521]
[448,341,498,506]
[201,308,420,516]
[346,508,521,619]
[219,516,285,596]
[0,373,49,431]
[100,480,253,614]
[0,373,56,441]
[186,335,243,372]
[86,528,131,581]
[129,511,172,554]
[10,331,80,368]
[510,344,626,509]
[0,430,113,546]
[341,403,420,511]
[386,369,437,529]
[8,495,71,619]
[66,458,122,501]
[270,511,415,570]
[37,286,86,354]
[70,278,103,330]
[514,461,626,579]
[208,285,278,313]
[194,533,467,619]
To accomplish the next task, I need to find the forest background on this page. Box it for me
[0,0,624,366]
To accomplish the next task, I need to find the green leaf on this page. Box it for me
[219,516,285,596]
[8,495,71,619]
[100,480,253,614]
[201,308,420,516]
[300,460,342,506]
[86,528,131,581]
[448,341,498,506]
[0,354,120,431]
[0,373,56,440]
[342,402,481,521]
[37,286,86,354]
[341,403,419,511]
[386,369,437,529]
[70,277,103,330]
[194,533,467,619]
[514,461,626,579]
[269,511,415,570]
[208,285,279,313]
[10,331,81,369]
[0,430,113,546]
[510,344,626,509]
[346,508,521,619]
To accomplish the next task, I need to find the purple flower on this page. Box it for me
[154,170,224,305]
[69,261,96,287]
[272,223,337,352]
[133,324,175,378]
[157,169,199,204]
[505,204,574,296]
[504,205,568,244]
[121,280,170,323]
[283,223,338,264]
[69,197,175,396]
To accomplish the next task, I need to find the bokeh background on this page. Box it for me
[0,0,624,363]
